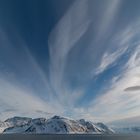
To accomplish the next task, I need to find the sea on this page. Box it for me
[0,134,140,140]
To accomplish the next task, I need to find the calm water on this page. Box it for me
[0,134,140,140]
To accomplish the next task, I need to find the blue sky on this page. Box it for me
[0,0,140,122]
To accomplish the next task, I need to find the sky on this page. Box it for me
[0,0,140,122]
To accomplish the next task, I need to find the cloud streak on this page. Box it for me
[48,0,90,106]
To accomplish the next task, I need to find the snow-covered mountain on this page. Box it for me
[0,116,114,134]
[78,119,114,134]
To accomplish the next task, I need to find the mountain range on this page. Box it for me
[0,116,114,134]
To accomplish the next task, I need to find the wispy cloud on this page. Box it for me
[48,0,90,106]
[95,46,128,75]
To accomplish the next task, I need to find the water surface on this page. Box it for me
[0,134,140,140]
